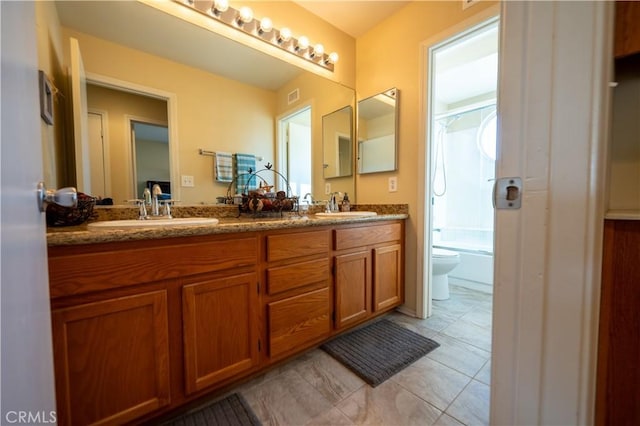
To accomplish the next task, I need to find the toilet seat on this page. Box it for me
[432,248,459,258]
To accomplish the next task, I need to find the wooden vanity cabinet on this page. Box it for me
[334,222,404,329]
[264,229,332,361]
[48,234,260,425]
[615,1,640,58]
[47,220,404,424]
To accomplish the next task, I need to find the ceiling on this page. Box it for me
[292,1,410,38]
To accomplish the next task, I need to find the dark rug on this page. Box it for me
[164,393,261,426]
[321,319,440,387]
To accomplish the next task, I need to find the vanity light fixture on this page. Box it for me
[259,17,272,34]
[176,0,337,71]
[309,43,324,59]
[210,0,228,16]
[236,6,253,26]
[295,36,309,52]
[278,27,292,45]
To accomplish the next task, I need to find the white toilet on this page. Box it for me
[432,248,460,300]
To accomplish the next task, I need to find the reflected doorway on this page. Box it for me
[130,121,170,199]
[277,106,312,197]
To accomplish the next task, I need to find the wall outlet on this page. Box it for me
[325,183,331,195]
[388,176,398,192]
[181,175,195,187]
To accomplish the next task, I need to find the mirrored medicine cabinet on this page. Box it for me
[357,88,399,174]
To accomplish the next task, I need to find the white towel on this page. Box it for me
[215,152,233,182]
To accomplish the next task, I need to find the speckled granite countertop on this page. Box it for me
[47,204,408,247]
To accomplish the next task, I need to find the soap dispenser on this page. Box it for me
[341,193,351,212]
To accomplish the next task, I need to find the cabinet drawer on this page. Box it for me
[266,230,330,262]
[49,237,258,298]
[268,287,331,358]
[334,223,402,251]
[266,258,330,296]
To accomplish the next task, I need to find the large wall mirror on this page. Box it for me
[357,88,398,174]
[51,1,355,205]
[322,105,353,179]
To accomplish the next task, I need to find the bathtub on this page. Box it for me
[433,243,493,294]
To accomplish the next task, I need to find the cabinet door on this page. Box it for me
[268,287,331,358]
[615,1,640,58]
[52,291,170,426]
[335,251,371,329]
[182,273,259,394]
[373,244,403,312]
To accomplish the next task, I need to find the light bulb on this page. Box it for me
[311,43,324,58]
[296,36,309,51]
[327,52,339,64]
[259,17,273,34]
[238,6,253,25]
[211,0,228,15]
[278,27,292,44]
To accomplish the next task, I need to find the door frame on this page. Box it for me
[276,101,313,192]
[87,109,111,197]
[126,116,169,199]
[490,2,612,424]
[417,5,500,319]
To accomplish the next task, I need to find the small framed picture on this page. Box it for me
[39,70,53,125]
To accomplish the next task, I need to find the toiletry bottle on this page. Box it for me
[341,193,351,212]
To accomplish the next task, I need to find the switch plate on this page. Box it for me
[325,183,331,195]
[181,175,195,187]
[388,176,398,192]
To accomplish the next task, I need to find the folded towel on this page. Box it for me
[234,153,257,194]
[214,152,233,183]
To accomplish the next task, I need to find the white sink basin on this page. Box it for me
[315,211,377,218]
[88,217,219,230]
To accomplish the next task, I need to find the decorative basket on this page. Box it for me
[46,193,97,227]
[226,165,299,218]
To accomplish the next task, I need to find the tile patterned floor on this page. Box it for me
[239,285,493,426]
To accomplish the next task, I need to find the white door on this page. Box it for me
[288,121,312,196]
[1,1,57,420]
[491,1,611,424]
[70,37,91,194]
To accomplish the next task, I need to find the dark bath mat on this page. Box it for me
[163,393,261,426]
[321,319,440,387]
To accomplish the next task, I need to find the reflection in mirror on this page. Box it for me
[51,1,356,205]
[132,121,170,199]
[322,106,353,179]
[86,83,169,203]
[357,88,398,174]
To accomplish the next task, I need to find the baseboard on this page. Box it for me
[449,278,493,294]
[395,305,417,317]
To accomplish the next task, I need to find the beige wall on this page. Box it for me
[35,1,69,189]
[86,84,168,202]
[277,72,355,201]
[355,1,498,313]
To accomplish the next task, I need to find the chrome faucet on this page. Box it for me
[303,193,315,204]
[329,192,341,212]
